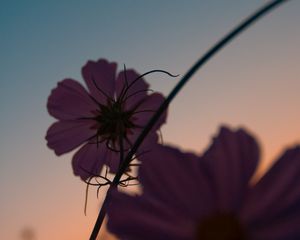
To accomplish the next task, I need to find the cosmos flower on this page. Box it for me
[46,59,167,180]
[106,126,300,239]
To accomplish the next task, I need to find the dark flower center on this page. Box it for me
[196,213,247,240]
[95,101,135,145]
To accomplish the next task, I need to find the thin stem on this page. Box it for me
[89,0,290,239]
[118,69,178,102]
[89,136,125,239]
[115,0,290,183]
[89,190,111,240]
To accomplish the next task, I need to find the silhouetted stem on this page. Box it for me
[114,0,289,184]
[89,191,109,240]
[89,0,290,239]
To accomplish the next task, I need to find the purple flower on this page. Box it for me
[46,59,166,180]
[106,126,300,239]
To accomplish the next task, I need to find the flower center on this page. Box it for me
[196,213,247,240]
[95,101,134,144]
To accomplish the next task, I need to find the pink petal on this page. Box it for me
[241,146,300,237]
[139,144,214,219]
[116,69,149,109]
[72,143,119,180]
[81,59,117,104]
[131,92,166,130]
[45,120,95,155]
[47,79,98,120]
[107,188,195,240]
[201,126,259,212]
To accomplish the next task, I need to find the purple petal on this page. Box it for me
[201,126,259,212]
[45,120,95,155]
[131,92,166,130]
[47,79,97,120]
[241,146,300,238]
[106,188,195,240]
[81,59,117,104]
[251,215,300,240]
[124,128,159,155]
[116,69,149,109]
[72,143,119,180]
[139,144,214,219]
[105,148,120,174]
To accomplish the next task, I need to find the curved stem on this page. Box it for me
[89,0,290,238]
[89,136,124,240]
[114,0,289,183]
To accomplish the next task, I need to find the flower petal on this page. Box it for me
[124,127,158,153]
[72,143,119,180]
[121,93,166,154]
[132,92,166,130]
[201,126,259,212]
[45,120,95,155]
[47,79,97,120]
[81,59,117,104]
[241,146,300,238]
[139,144,214,219]
[251,215,300,240]
[107,188,195,240]
[116,69,149,109]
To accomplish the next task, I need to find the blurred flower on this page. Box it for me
[46,59,166,180]
[20,227,36,240]
[107,126,300,239]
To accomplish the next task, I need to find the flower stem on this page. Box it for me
[89,191,109,240]
[89,136,124,240]
[89,0,290,239]
[114,0,290,184]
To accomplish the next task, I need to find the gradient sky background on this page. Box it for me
[1,1,299,239]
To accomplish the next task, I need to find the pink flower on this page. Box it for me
[46,59,167,180]
[107,126,300,239]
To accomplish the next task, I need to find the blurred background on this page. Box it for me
[1,0,299,239]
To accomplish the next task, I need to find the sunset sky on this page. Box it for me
[1,1,299,239]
